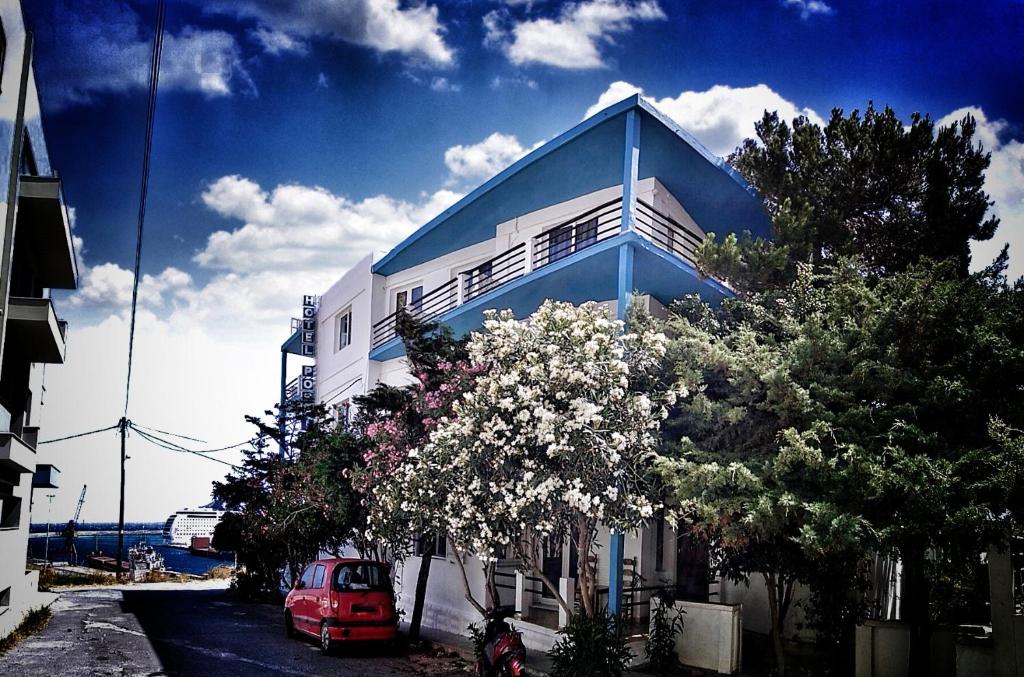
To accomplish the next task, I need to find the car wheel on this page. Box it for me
[284,611,296,639]
[320,622,336,655]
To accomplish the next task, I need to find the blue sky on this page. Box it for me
[23,0,1024,519]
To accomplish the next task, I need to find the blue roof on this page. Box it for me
[372,94,770,277]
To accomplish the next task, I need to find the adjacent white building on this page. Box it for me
[0,0,79,639]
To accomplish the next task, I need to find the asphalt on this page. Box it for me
[0,585,472,677]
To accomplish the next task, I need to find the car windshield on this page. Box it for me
[333,563,391,592]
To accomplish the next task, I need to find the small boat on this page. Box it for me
[128,541,165,579]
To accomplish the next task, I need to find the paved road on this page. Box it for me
[0,585,468,677]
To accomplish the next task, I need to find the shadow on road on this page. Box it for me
[120,587,414,676]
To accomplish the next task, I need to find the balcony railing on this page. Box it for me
[370,196,708,350]
[634,198,703,266]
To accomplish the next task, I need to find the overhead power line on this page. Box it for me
[129,426,241,469]
[130,422,207,444]
[128,422,254,454]
[37,424,120,445]
[117,0,167,581]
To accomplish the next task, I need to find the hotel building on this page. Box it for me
[282,94,776,664]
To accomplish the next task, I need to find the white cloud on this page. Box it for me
[781,0,835,19]
[43,3,253,108]
[205,0,455,66]
[444,132,544,183]
[484,0,665,70]
[250,26,308,55]
[937,107,1024,280]
[317,73,330,89]
[193,176,462,275]
[584,80,825,156]
[430,76,461,93]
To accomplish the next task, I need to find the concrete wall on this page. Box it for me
[315,254,374,410]
[652,597,742,674]
[718,575,815,642]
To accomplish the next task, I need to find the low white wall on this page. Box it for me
[855,621,996,677]
[718,575,814,642]
[653,597,742,674]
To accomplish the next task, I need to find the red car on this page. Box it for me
[284,558,399,653]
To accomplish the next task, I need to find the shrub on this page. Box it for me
[645,592,685,674]
[467,622,486,665]
[548,610,633,677]
[0,607,52,656]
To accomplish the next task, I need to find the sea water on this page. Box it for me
[27,524,232,575]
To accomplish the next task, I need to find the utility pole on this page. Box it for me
[44,493,55,563]
[116,417,127,580]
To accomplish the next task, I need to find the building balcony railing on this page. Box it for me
[370,196,705,350]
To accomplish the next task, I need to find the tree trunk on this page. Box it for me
[900,540,931,677]
[452,544,487,616]
[408,535,434,642]
[764,572,786,677]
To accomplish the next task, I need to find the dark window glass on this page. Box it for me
[548,225,572,263]
[299,564,316,589]
[333,563,391,592]
[396,290,407,310]
[415,533,446,558]
[655,509,665,572]
[312,564,326,589]
[410,285,423,313]
[576,217,598,250]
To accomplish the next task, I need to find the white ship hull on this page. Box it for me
[161,509,225,547]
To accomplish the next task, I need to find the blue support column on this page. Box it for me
[621,109,641,232]
[608,244,634,617]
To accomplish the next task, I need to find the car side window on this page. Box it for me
[312,564,326,589]
[299,565,316,589]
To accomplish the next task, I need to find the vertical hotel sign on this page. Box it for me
[300,295,317,401]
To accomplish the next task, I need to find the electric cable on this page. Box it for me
[123,0,166,418]
[128,422,255,454]
[129,427,240,469]
[130,422,206,444]
[37,424,120,445]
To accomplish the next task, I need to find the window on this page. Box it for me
[334,400,351,426]
[548,225,572,263]
[333,562,391,592]
[336,308,352,351]
[415,532,447,559]
[0,19,6,95]
[396,286,423,313]
[312,564,326,589]
[299,564,316,589]
[576,217,598,250]
[0,586,10,613]
[655,508,666,572]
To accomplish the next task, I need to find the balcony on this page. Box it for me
[371,196,707,350]
[17,176,78,289]
[0,432,34,474]
[5,297,67,364]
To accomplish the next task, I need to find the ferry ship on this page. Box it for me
[161,504,225,547]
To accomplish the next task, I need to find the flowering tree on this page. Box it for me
[370,300,673,619]
[351,312,479,639]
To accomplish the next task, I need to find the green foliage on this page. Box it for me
[700,103,1000,292]
[659,258,1024,666]
[212,403,367,600]
[548,611,634,677]
[467,622,487,664]
[644,593,685,674]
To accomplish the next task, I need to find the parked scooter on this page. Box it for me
[478,606,526,677]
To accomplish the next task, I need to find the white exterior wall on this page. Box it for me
[315,254,375,411]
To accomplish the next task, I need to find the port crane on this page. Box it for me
[71,484,87,523]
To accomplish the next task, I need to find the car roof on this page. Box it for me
[314,557,386,565]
